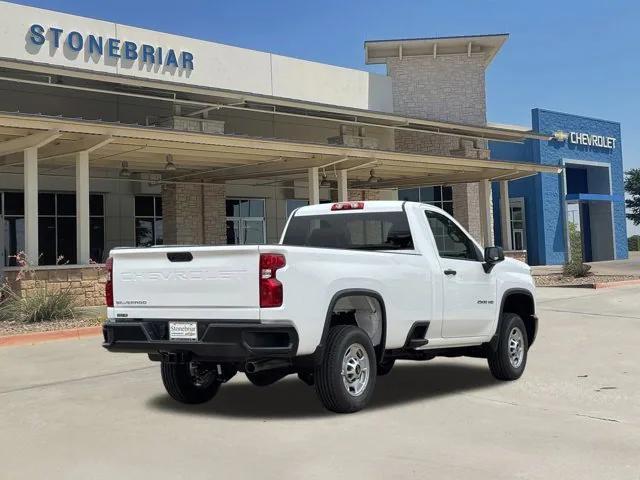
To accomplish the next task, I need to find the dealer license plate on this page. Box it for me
[169,322,198,341]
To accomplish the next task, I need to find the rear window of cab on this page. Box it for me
[282,212,413,250]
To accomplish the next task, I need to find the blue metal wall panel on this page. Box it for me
[489,108,628,265]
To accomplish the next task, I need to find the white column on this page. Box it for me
[478,179,494,247]
[76,151,90,264]
[500,180,513,250]
[336,170,348,202]
[23,147,39,265]
[308,167,320,205]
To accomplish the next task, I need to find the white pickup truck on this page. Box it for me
[103,201,537,413]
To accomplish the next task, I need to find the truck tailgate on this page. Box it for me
[110,246,260,319]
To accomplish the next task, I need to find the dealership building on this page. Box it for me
[0,1,628,304]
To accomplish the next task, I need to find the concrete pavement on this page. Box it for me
[0,286,639,479]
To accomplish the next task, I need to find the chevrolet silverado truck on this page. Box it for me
[103,201,537,413]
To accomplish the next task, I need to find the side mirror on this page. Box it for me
[483,246,504,273]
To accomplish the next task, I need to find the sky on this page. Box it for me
[12,0,640,234]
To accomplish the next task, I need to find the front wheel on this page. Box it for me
[161,361,221,404]
[487,313,528,380]
[314,325,377,413]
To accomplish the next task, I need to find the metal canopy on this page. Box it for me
[0,62,549,143]
[0,112,561,188]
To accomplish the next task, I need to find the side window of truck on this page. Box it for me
[425,211,482,261]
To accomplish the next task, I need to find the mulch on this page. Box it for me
[534,274,640,288]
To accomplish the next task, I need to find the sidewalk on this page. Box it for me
[532,251,640,276]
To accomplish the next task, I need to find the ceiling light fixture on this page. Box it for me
[367,169,380,184]
[119,161,131,178]
[320,172,331,187]
[165,154,176,171]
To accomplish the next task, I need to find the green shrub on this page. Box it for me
[629,235,640,252]
[562,261,592,278]
[563,221,592,278]
[0,284,80,323]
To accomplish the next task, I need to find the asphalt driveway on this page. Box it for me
[1,286,639,479]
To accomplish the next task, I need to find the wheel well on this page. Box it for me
[328,294,384,350]
[502,292,536,346]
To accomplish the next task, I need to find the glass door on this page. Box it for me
[509,199,527,250]
[226,199,266,245]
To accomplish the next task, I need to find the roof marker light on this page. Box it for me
[331,202,365,211]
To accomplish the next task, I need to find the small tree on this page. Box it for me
[563,221,591,277]
[625,169,640,226]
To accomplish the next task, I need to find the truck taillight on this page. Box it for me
[331,201,364,211]
[259,253,285,308]
[105,257,114,307]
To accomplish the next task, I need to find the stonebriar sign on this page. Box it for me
[28,24,194,70]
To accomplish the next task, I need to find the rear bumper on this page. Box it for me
[102,320,298,362]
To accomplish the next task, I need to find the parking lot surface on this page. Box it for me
[1,286,639,479]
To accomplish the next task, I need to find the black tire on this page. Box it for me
[314,325,377,413]
[161,361,221,404]
[246,369,290,387]
[377,358,395,376]
[487,313,529,381]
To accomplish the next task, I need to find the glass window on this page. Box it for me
[425,210,482,261]
[399,186,453,215]
[135,196,162,247]
[4,192,24,216]
[90,194,104,216]
[38,217,56,265]
[57,194,75,216]
[57,217,77,264]
[38,193,55,215]
[398,188,419,202]
[90,217,105,263]
[283,212,413,250]
[4,217,24,266]
[2,192,104,266]
[135,196,155,217]
[286,199,308,218]
[509,200,527,251]
[135,218,155,247]
[226,198,266,245]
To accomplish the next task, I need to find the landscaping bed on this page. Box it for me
[534,274,640,288]
[0,315,103,337]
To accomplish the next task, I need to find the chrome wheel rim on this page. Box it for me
[341,343,370,397]
[508,327,524,368]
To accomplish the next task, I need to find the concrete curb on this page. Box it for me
[548,279,640,290]
[591,279,640,289]
[0,325,102,347]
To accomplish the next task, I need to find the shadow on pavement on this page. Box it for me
[147,361,498,419]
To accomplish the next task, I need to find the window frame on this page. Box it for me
[424,208,484,262]
[226,197,266,245]
[509,197,527,251]
[281,211,415,252]
[134,195,163,247]
[399,186,453,215]
[1,191,105,266]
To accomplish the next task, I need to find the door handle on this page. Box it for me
[444,269,457,276]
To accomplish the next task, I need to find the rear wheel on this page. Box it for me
[161,361,221,404]
[314,325,377,413]
[487,313,528,380]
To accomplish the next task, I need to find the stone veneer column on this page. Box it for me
[386,54,490,241]
[162,182,226,245]
[203,183,227,245]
